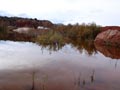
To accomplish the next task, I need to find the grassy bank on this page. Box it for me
[0,22,101,46]
[36,23,101,45]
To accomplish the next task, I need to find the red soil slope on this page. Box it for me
[101,26,120,31]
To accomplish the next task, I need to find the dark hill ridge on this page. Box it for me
[0,16,54,28]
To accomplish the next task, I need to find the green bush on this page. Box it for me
[36,23,101,47]
[36,30,65,45]
[54,23,101,41]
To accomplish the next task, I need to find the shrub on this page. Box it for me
[36,30,65,45]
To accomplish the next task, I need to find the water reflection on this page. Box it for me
[0,40,120,90]
[31,71,35,90]
[38,43,65,52]
[95,43,120,59]
[74,70,95,89]
[37,39,120,59]
[37,40,97,56]
[70,40,97,55]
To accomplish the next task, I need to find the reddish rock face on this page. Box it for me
[95,43,120,59]
[16,19,53,28]
[101,26,120,31]
[95,30,120,47]
[0,16,54,29]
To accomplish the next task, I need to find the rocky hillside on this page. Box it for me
[101,26,120,31]
[95,29,120,47]
[0,16,54,28]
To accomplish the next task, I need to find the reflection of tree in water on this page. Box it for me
[30,69,48,90]
[38,43,65,52]
[70,39,97,55]
[37,39,97,56]
[74,70,95,89]
[31,71,35,90]
[115,60,118,69]
[90,70,95,83]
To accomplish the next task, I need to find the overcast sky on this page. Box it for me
[0,0,120,26]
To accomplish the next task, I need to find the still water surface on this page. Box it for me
[0,40,120,90]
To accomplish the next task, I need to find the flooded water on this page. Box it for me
[0,40,120,90]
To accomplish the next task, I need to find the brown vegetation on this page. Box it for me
[53,23,101,41]
[0,16,101,47]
